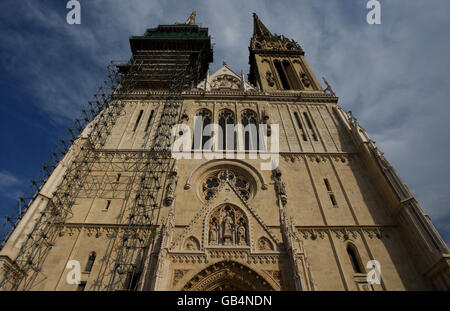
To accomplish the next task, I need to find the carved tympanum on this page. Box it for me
[210,74,241,90]
[208,205,248,246]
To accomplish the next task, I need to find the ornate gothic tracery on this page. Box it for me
[202,169,252,201]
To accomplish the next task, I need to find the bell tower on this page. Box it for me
[248,13,322,92]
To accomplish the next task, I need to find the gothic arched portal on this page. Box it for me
[182,261,275,291]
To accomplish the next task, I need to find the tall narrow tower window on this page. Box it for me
[324,178,332,192]
[274,60,291,90]
[133,110,144,132]
[84,251,96,273]
[324,178,338,207]
[241,110,259,150]
[294,112,307,141]
[105,200,111,211]
[144,109,155,132]
[347,245,363,274]
[303,112,318,141]
[218,109,235,150]
[283,60,301,89]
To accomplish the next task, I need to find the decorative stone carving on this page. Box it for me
[164,164,178,205]
[208,205,248,246]
[165,180,175,204]
[300,72,311,87]
[266,71,275,87]
[260,109,271,136]
[210,74,241,90]
[258,237,274,251]
[183,261,275,291]
[184,236,200,251]
[272,168,287,205]
[172,269,190,287]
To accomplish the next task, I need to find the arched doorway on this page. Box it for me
[183,261,275,291]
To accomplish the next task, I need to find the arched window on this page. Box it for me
[218,109,235,150]
[192,109,212,150]
[346,244,363,274]
[241,110,259,150]
[84,251,96,273]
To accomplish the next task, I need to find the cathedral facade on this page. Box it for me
[0,13,448,291]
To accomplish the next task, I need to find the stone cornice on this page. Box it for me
[113,90,338,103]
[56,222,158,237]
[89,149,358,157]
[293,224,397,240]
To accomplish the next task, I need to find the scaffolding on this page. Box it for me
[104,51,205,291]
[0,45,210,290]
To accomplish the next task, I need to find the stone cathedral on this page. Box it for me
[0,12,449,291]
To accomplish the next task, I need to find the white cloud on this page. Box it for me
[0,171,21,201]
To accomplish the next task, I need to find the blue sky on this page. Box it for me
[0,0,449,245]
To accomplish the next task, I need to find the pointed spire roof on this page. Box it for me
[252,13,272,38]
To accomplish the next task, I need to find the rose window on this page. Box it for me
[202,169,252,202]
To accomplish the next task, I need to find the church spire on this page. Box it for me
[248,13,320,92]
[252,13,272,38]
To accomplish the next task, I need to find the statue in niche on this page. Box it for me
[222,209,234,245]
[273,168,287,205]
[237,220,247,245]
[185,240,194,250]
[209,219,218,244]
[164,175,177,205]
[185,236,199,251]
[208,205,248,246]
